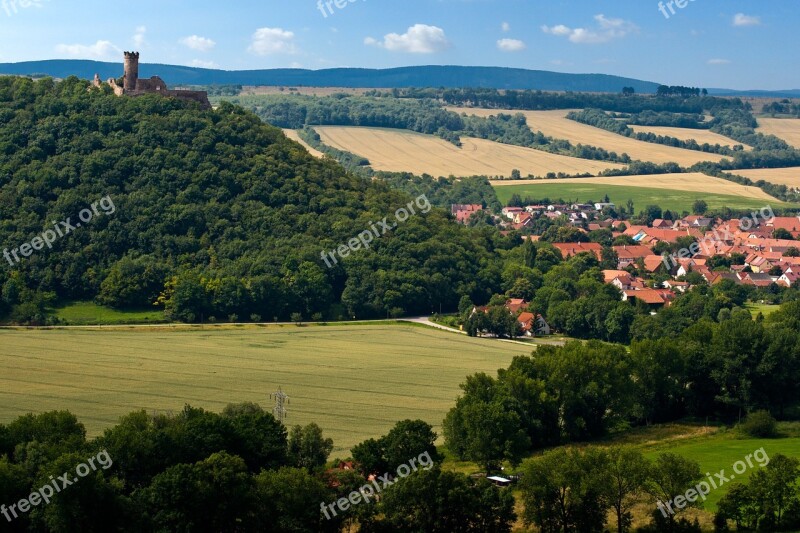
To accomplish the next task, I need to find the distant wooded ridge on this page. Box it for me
[2,60,662,93]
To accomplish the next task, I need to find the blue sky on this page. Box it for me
[0,0,795,89]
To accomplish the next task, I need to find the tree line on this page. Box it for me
[446,300,800,475]
[0,408,514,532]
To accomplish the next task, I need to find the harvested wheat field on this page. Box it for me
[491,173,779,201]
[735,167,800,188]
[314,126,625,177]
[448,107,727,166]
[282,128,325,158]
[628,125,750,149]
[757,118,800,148]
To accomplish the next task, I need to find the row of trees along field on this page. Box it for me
[0,409,513,532]
[367,87,743,114]
[519,445,800,532]
[446,300,800,472]
[225,93,630,163]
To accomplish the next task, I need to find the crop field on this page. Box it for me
[314,126,624,177]
[757,117,800,148]
[492,173,788,213]
[492,173,778,200]
[448,107,727,167]
[282,128,325,158]
[628,125,750,149]
[735,166,800,188]
[0,325,530,454]
[241,86,377,96]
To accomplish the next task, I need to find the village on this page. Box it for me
[453,201,800,337]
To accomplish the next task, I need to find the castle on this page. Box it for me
[93,52,211,109]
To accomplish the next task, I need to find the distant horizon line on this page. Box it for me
[1,59,797,93]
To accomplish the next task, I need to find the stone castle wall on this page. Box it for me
[96,53,211,109]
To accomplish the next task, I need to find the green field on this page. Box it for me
[640,426,800,510]
[746,302,781,318]
[494,183,793,213]
[0,325,530,454]
[53,301,168,325]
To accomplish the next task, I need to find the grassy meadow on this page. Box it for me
[53,301,168,325]
[0,324,530,454]
[493,179,791,213]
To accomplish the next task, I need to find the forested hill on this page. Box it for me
[0,61,661,93]
[0,76,507,323]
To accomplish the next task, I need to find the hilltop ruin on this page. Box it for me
[93,52,211,109]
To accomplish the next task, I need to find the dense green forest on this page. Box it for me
[0,407,513,532]
[0,76,514,324]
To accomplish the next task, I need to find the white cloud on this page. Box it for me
[248,27,297,55]
[180,35,216,52]
[190,59,218,68]
[55,40,121,60]
[733,13,761,27]
[542,14,638,44]
[366,24,449,54]
[501,22,510,32]
[708,58,732,65]
[497,38,526,52]
[133,26,147,48]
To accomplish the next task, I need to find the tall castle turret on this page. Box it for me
[100,52,210,109]
[123,51,140,93]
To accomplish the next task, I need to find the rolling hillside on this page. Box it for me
[757,117,800,148]
[0,60,662,92]
[449,107,728,166]
[314,126,625,177]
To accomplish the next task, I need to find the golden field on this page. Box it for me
[314,126,625,177]
[735,167,800,188]
[491,172,780,201]
[757,117,800,148]
[628,125,750,149]
[282,128,325,158]
[448,107,727,166]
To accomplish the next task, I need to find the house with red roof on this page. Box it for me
[552,242,603,260]
[452,204,483,224]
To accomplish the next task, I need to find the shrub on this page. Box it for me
[740,410,778,438]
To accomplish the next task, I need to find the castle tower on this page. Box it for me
[123,51,140,93]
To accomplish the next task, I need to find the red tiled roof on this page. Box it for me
[624,289,665,305]
[552,242,603,259]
